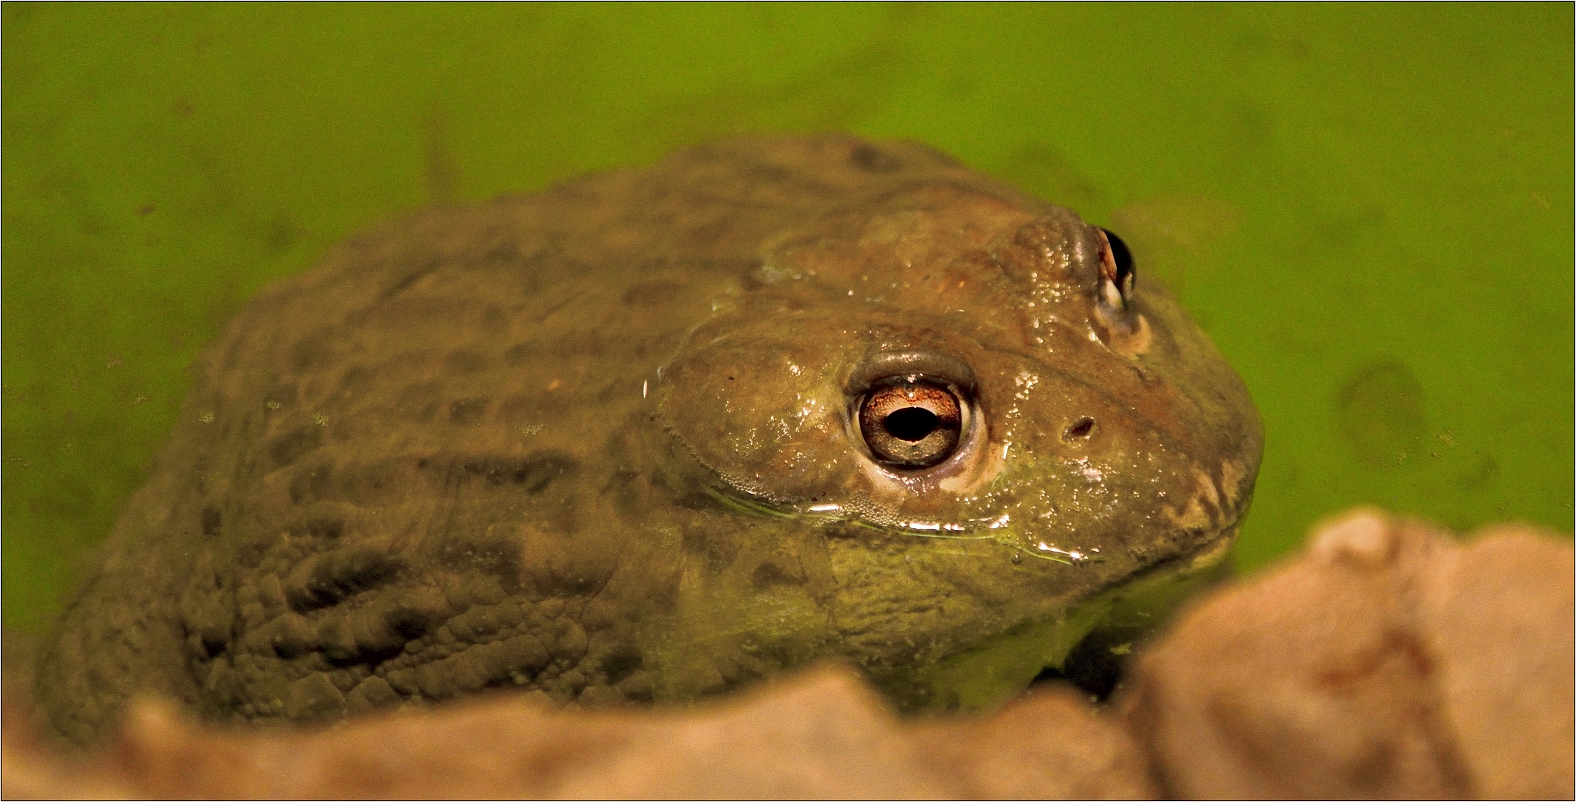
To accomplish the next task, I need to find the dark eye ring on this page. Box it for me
[855,378,970,469]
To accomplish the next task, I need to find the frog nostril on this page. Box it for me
[1063,417,1096,441]
[883,407,939,442]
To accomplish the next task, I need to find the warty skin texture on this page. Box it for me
[36,135,1262,743]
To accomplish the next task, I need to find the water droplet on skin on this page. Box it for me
[1011,551,1023,565]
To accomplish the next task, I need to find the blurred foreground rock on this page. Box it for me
[1125,509,1574,799]
[3,666,1151,799]
[4,509,1570,799]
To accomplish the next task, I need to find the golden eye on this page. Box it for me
[857,380,966,469]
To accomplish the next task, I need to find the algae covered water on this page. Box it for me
[3,4,1572,636]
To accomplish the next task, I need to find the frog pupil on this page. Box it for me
[884,407,939,442]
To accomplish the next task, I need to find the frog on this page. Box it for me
[35,135,1262,744]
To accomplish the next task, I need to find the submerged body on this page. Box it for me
[38,136,1261,743]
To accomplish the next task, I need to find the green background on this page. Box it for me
[4,4,1572,633]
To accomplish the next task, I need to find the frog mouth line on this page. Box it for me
[1027,523,1240,701]
[1138,522,1240,581]
[700,481,1244,574]
[698,482,1000,541]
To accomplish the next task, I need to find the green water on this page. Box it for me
[3,4,1571,633]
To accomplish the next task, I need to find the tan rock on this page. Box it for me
[3,664,1150,799]
[1415,525,1576,799]
[911,683,1158,799]
[1123,509,1574,799]
[1,687,132,800]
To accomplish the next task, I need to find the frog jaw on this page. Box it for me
[880,523,1238,712]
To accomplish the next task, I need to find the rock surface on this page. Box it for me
[5,509,1570,799]
[1125,509,1574,799]
[3,667,1153,799]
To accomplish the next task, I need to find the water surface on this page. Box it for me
[3,4,1571,632]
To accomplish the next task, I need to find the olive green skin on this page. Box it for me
[36,136,1262,744]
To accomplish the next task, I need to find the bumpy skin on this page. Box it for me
[37,136,1262,744]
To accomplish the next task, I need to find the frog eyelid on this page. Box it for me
[846,350,978,396]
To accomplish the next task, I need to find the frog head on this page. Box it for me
[654,178,1262,709]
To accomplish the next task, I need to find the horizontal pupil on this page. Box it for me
[883,407,939,442]
[857,380,968,469]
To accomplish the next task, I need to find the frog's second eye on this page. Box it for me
[857,380,967,469]
[1097,227,1137,307]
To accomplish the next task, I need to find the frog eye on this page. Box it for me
[856,379,969,469]
[1097,228,1136,308]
